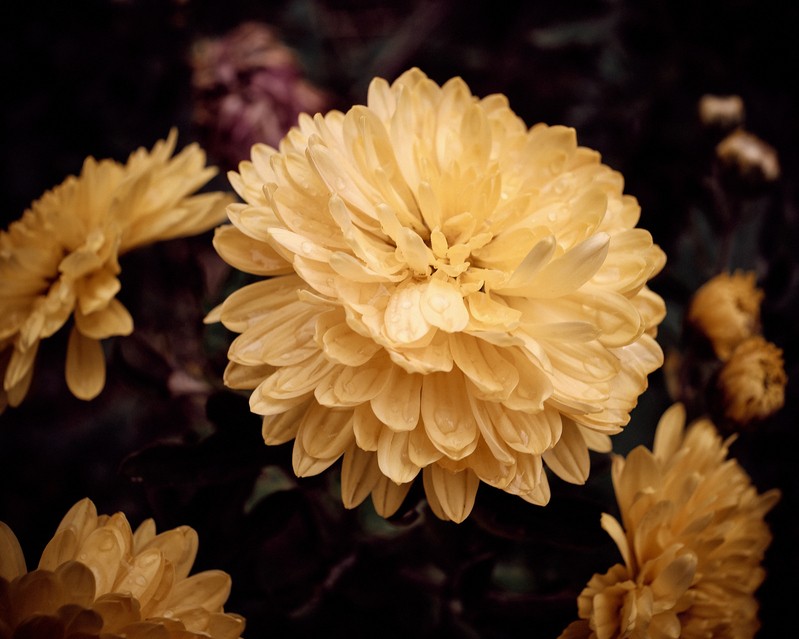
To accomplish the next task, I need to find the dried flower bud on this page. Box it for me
[698,94,745,129]
[718,336,787,425]
[190,22,331,169]
[687,271,764,360]
[716,129,780,184]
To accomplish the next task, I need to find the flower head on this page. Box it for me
[191,22,331,169]
[697,94,745,130]
[0,130,230,411]
[0,498,244,638]
[687,270,763,360]
[560,404,779,639]
[210,68,666,522]
[718,336,787,425]
[716,129,780,184]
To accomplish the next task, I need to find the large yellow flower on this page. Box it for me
[0,130,230,412]
[559,404,779,639]
[0,498,244,638]
[210,68,666,522]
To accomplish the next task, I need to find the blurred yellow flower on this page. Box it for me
[718,335,786,425]
[210,68,666,522]
[687,270,763,360]
[0,130,230,412]
[0,498,244,638]
[560,404,779,639]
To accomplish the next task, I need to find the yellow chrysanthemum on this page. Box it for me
[718,335,787,425]
[560,404,779,639]
[687,270,763,361]
[210,68,666,522]
[0,498,244,638]
[0,130,231,412]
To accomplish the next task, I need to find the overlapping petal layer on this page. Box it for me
[0,131,230,411]
[0,498,244,638]
[211,68,666,521]
[560,404,779,639]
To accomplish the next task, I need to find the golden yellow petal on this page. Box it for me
[74,299,134,339]
[542,418,590,484]
[297,404,354,460]
[207,612,246,639]
[164,569,231,613]
[55,560,96,608]
[13,570,67,618]
[370,475,412,518]
[261,401,307,445]
[132,518,157,552]
[76,268,122,316]
[0,521,26,580]
[92,593,143,631]
[136,527,198,582]
[652,403,686,463]
[340,445,381,509]
[65,327,106,400]
[77,526,128,594]
[4,341,39,391]
[39,529,79,571]
[424,465,479,523]
[376,429,420,484]
[53,498,98,547]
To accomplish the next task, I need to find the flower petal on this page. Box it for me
[65,327,106,400]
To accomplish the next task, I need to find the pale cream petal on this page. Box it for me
[370,368,421,431]
[65,327,106,400]
[212,225,292,276]
[421,372,479,459]
[450,334,518,400]
[420,278,469,332]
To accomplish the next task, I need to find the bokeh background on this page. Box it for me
[1,1,797,637]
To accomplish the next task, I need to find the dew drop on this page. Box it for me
[300,241,314,255]
[78,553,88,561]
[134,575,148,587]
[400,299,413,310]
[547,210,558,223]
[335,177,347,191]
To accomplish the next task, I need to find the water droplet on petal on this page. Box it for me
[335,177,347,191]
[301,241,314,255]
[135,575,148,587]
[429,294,450,312]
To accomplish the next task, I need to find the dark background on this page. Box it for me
[1,1,797,637]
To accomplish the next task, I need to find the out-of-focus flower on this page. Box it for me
[191,21,331,170]
[209,68,666,522]
[718,336,787,425]
[716,129,780,184]
[0,130,230,412]
[559,404,779,639]
[698,94,745,130]
[687,270,763,360]
[0,498,245,638]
